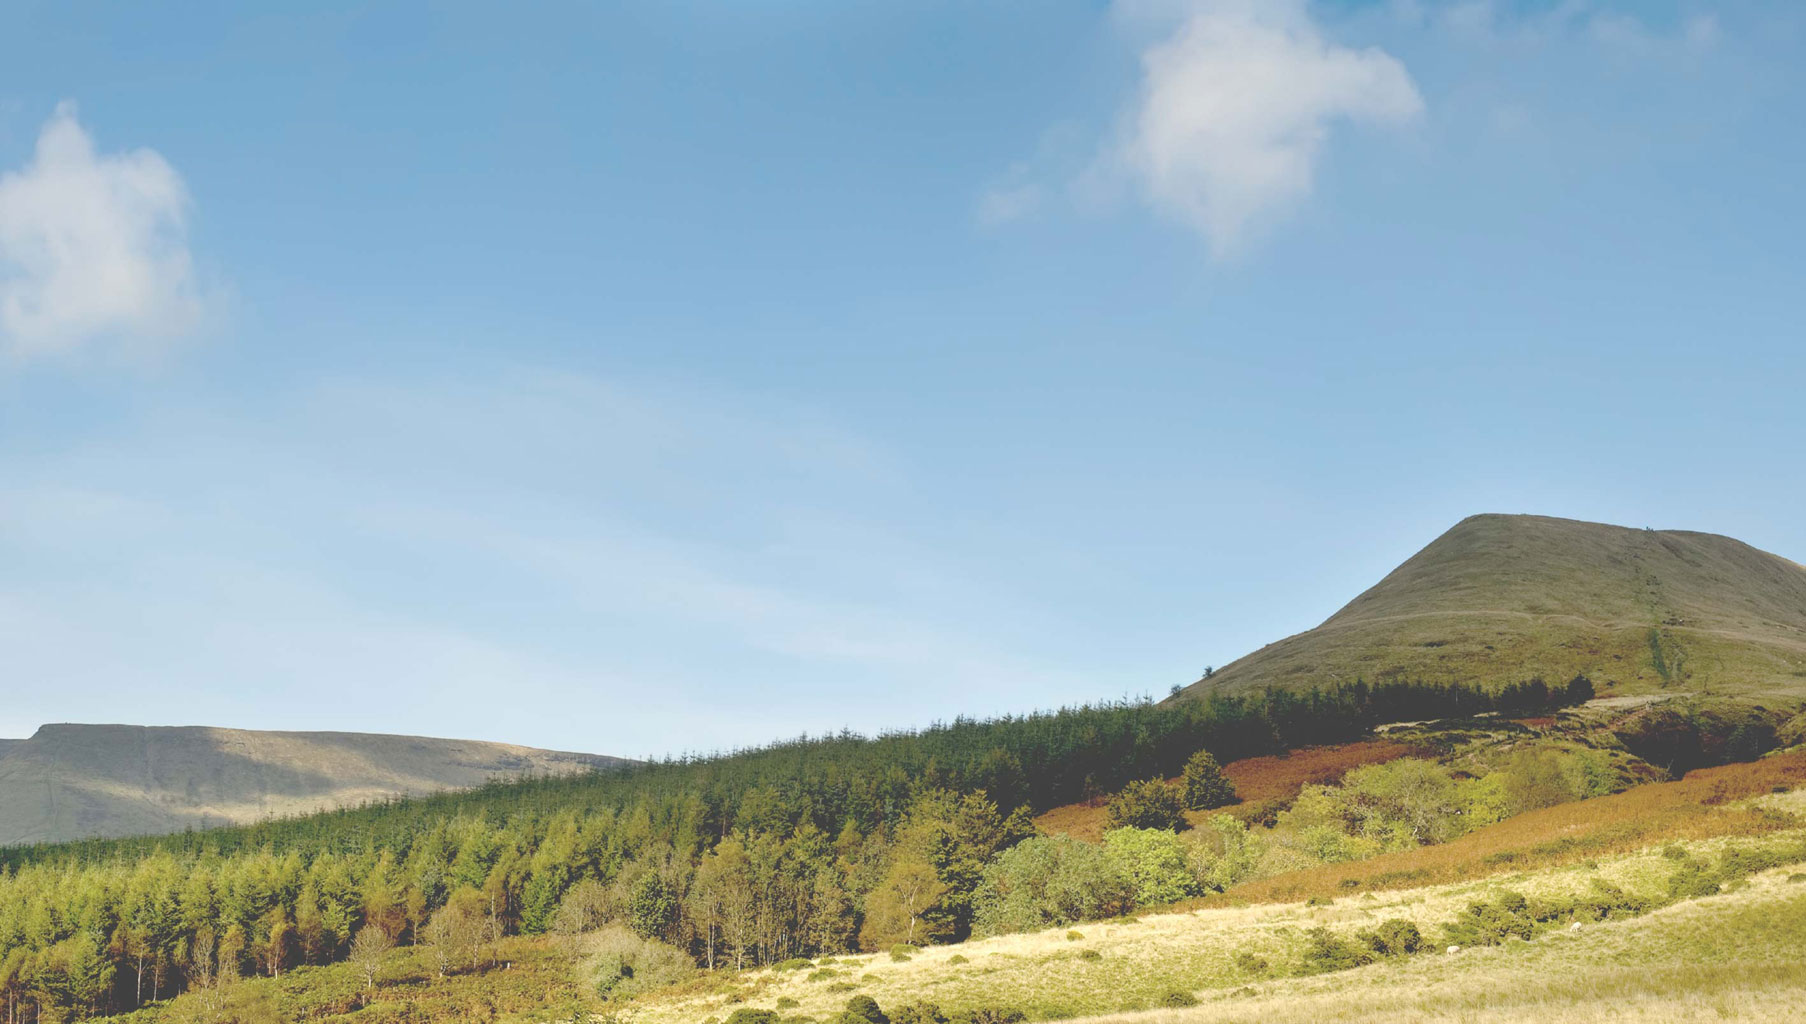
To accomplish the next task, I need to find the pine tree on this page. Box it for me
[1181,749,1237,810]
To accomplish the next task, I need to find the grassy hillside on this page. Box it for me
[1177,514,1806,702]
[0,723,625,845]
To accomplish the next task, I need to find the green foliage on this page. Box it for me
[1106,779,1187,832]
[1160,990,1200,1008]
[1358,918,1422,956]
[888,944,916,962]
[726,1010,783,1024]
[1101,827,1201,906]
[845,994,890,1024]
[627,873,679,940]
[947,1008,1026,1024]
[970,836,1135,937]
[891,1001,947,1024]
[773,958,815,972]
[1442,891,1535,947]
[1299,927,1375,973]
[946,954,968,965]
[1181,749,1237,810]
[1077,948,1101,961]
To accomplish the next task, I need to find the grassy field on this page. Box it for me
[1175,514,1806,702]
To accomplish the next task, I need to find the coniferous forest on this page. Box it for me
[0,678,1592,1021]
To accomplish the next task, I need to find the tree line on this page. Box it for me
[0,677,1592,1021]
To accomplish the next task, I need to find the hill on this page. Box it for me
[1176,514,1806,702]
[0,723,625,845]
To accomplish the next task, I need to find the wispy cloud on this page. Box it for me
[0,102,209,359]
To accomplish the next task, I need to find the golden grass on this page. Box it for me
[1220,750,1806,904]
[1067,873,1806,1024]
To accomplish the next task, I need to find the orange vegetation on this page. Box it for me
[1033,739,1416,842]
[1223,749,1806,905]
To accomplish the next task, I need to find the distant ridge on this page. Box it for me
[1175,514,1806,702]
[0,723,626,846]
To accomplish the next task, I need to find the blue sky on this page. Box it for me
[1,1,1802,757]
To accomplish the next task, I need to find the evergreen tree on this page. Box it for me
[1180,749,1237,810]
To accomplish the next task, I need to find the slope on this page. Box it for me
[0,723,625,845]
[1177,514,1806,701]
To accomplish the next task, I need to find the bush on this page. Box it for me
[727,1012,782,1024]
[1065,930,1084,941]
[774,958,815,972]
[891,1003,947,1024]
[1107,779,1189,831]
[580,925,696,1001]
[1160,991,1200,1008]
[845,995,890,1024]
[1442,891,1535,947]
[947,954,968,965]
[807,968,841,982]
[778,997,802,1010]
[949,1009,1026,1024]
[1359,918,1422,957]
[1233,951,1268,975]
[1300,927,1375,973]
[1182,749,1238,810]
[889,943,917,962]
[1077,948,1102,961]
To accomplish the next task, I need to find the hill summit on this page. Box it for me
[1176,514,1806,701]
[0,724,625,846]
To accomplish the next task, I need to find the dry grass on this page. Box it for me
[1220,750,1806,904]
[1034,741,1416,842]
[1066,873,1806,1024]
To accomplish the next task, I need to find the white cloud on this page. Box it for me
[0,102,206,358]
[1115,0,1423,253]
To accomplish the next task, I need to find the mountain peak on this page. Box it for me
[1178,514,1806,701]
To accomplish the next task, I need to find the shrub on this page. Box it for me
[846,995,890,1024]
[1442,891,1534,947]
[580,925,696,1000]
[1107,778,1189,831]
[778,997,802,1010]
[1161,991,1200,1008]
[1182,749,1238,810]
[807,968,841,982]
[774,958,815,972]
[1359,918,1422,956]
[949,1009,1026,1024]
[891,1003,947,1024]
[947,954,969,965]
[889,945,915,963]
[1065,930,1084,941]
[727,1012,782,1024]
[1077,948,1102,961]
[1233,951,1268,975]
[1300,927,1375,973]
